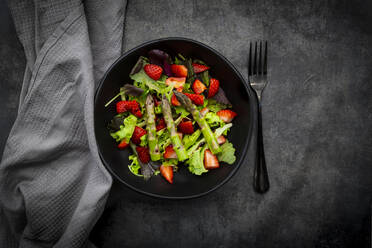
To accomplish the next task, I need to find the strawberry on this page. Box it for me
[116,100,133,113]
[131,126,147,145]
[164,145,178,159]
[217,135,227,145]
[217,109,237,123]
[192,63,210,73]
[204,149,220,169]
[200,107,210,117]
[133,109,142,118]
[171,94,181,106]
[171,64,188,77]
[160,165,173,184]
[144,64,163,80]
[136,146,150,163]
[178,120,194,134]
[208,78,220,98]
[192,79,207,94]
[156,118,166,131]
[165,77,186,89]
[118,139,129,149]
[184,93,204,105]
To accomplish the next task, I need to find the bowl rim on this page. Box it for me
[94,37,255,200]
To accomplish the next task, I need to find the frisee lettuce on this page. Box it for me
[187,145,208,175]
[204,112,225,128]
[128,154,142,177]
[110,115,137,142]
[183,129,201,150]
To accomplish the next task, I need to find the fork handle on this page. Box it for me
[253,101,270,193]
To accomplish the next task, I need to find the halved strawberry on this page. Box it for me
[208,78,220,98]
[200,107,209,117]
[171,64,188,77]
[131,126,147,145]
[165,77,186,89]
[171,94,181,106]
[160,165,173,184]
[192,79,207,94]
[136,146,150,163]
[184,93,204,105]
[204,149,220,169]
[192,63,210,73]
[164,145,178,159]
[116,100,135,113]
[178,120,194,134]
[118,140,129,149]
[217,135,227,145]
[156,118,166,131]
[217,109,237,123]
[144,64,163,80]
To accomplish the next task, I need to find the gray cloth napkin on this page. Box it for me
[0,0,127,247]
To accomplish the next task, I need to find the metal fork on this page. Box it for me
[248,41,270,193]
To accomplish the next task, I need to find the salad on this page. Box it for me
[105,49,238,184]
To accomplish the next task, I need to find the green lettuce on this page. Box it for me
[214,123,232,137]
[157,129,171,153]
[140,134,148,146]
[110,115,137,142]
[182,129,201,150]
[187,145,208,175]
[204,112,225,128]
[207,99,231,112]
[128,154,142,177]
[217,141,236,164]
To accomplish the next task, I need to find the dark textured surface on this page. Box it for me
[1,0,372,247]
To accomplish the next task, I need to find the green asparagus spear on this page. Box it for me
[145,95,161,161]
[174,91,221,154]
[161,94,188,161]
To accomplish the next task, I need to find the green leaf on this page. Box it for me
[214,123,232,137]
[182,129,201,150]
[110,115,137,142]
[217,141,236,164]
[204,112,225,128]
[187,145,208,176]
[207,99,231,112]
[157,129,171,153]
[128,154,143,177]
[140,134,148,146]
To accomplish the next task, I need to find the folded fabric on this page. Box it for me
[0,1,127,247]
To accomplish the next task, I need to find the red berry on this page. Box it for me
[184,93,204,105]
[192,63,210,73]
[217,109,237,123]
[144,64,163,80]
[204,149,220,169]
[118,140,129,149]
[217,136,227,145]
[156,118,166,131]
[200,107,210,117]
[164,145,178,159]
[165,77,186,89]
[208,78,220,98]
[192,79,207,94]
[171,94,181,106]
[171,64,188,77]
[131,126,147,145]
[178,120,194,134]
[136,146,150,163]
[160,165,173,184]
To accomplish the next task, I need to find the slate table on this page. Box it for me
[1,1,372,247]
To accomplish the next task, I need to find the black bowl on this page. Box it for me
[94,37,255,199]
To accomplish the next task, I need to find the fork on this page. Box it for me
[248,41,270,193]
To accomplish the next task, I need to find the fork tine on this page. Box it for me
[253,41,257,75]
[258,41,263,75]
[263,41,267,75]
[248,42,252,76]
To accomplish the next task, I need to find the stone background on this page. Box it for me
[1,0,371,247]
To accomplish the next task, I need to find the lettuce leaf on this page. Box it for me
[207,99,231,112]
[214,123,232,137]
[204,112,225,128]
[157,129,171,153]
[217,141,236,164]
[128,154,142,177]
[110,115,137,142]
[182,129,201,150]
[187,145,208,175]
[140,134,148,146]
